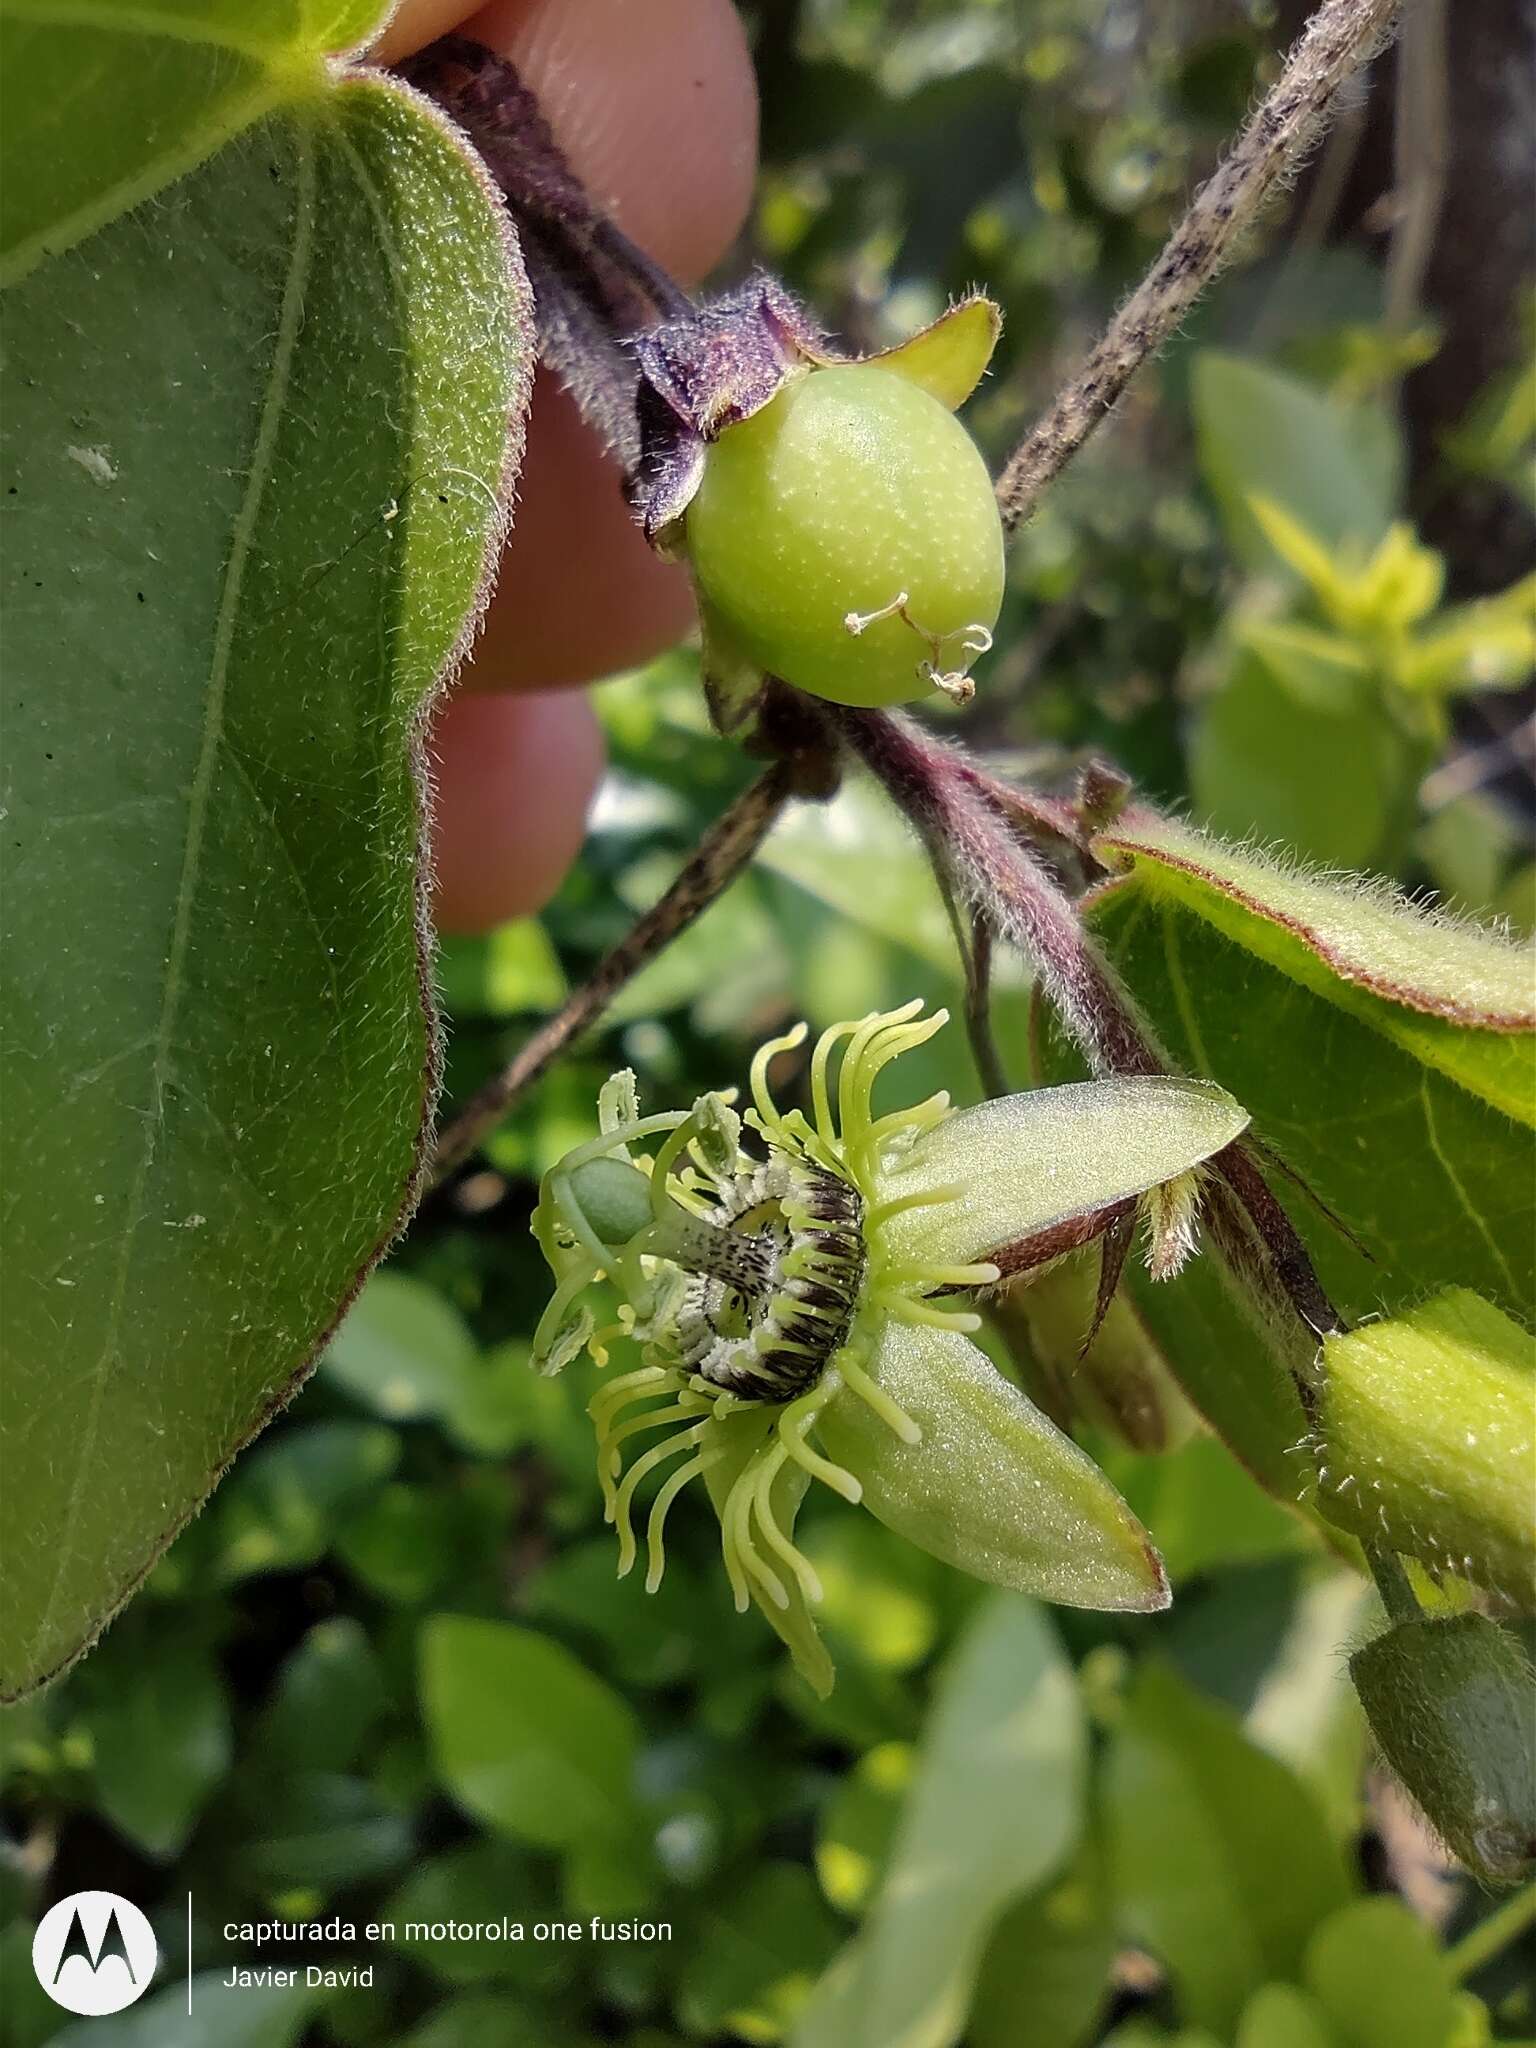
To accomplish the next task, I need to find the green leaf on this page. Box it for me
[814,1741,914,1914]
[80,1631,230,1857]
[795,1596,1085,2048]
[386,1840,565,1989]
[256,1618,385,1775]
[1045,814,1536,1490]
[1193,353,1399,570]
[821,1323,1169,1611]
[800,1518,941,1673]
[0,0,387,282]
[438,918,570,1019]
[1092,808,1536,1115]
[421,1616,641,1849]
[1237,619,1373,715]
[0,79,526,1696]
[336,1483,464,1604]
[1190,653,1417,870]
[760,778,983,975]
[1105,1433,1309,1586]
[1318,1291,1536,1608]
[234,1769,412,1892]
[968,1841,1116,2048]
[1402,578,1536,696]
[1236,1984,1339,2048]
[1304,1898,1462,2048]
[325,1271,482,1424]
[1105,1662,1350,2035]
[679,1862,842,2042]
[397,1995,567,2048]
[209,1420,400,1582]
[47,1973,317,2048]
[1240,1571,1370,1843]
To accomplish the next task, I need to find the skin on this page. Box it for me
[378,0,760,929]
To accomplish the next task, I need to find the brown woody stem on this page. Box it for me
[994,0,1402,532]
[431,765,795,1180]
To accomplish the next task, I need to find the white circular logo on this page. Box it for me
[31,1891,157,2016]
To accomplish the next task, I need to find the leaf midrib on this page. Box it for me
[26,121,320,1670]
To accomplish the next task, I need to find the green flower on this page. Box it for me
[532,1003,1248,1693]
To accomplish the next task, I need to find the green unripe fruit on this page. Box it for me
[1350,1615,1536,1885]
[685,364,1006,708]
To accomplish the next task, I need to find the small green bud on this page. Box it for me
[568,1155,655,1248]
[1350,1614,1536,1885]
[1315,1290,1536,1610]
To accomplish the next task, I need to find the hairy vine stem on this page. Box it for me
[430,763,796,1181]
[829,704,1346,1343]
[994,0,1402,532]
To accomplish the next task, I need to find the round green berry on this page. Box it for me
[684,363,1006,708]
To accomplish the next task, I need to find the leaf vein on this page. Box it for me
[1418,1069,1516,1296]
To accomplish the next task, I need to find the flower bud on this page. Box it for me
[568,1156,655,1248]
[1350,1614,1536,1885]
[1314,1290,1536,1610]
[991,1260,1194,1454]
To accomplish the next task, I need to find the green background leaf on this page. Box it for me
[1106,1662,1350,2035]
[794,1596,1085,2048]
[421,1615,642,1850]
[0,77,525,1695]
[0,0,388,282]
[1192,354,1399,570]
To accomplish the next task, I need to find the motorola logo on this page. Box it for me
[31,1891,157,2016]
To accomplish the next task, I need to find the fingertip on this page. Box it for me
[458,0,759,282]
[427,686,605,933]
[458,374,696,693]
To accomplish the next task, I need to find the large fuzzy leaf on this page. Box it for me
[0,78,527,1694]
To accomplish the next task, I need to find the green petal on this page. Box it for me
[818,1322,1168,1611]
[877,1077,1249,1270]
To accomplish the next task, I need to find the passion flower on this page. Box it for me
[532,1004,1249,1692]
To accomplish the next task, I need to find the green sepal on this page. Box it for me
[697,593,768,738]
[877,1076,1249,1271]
[1350,1614,1536,1885]
[849,294,1001,410]
[1316,1290,1536,1610]
[818,1322,1169,1611]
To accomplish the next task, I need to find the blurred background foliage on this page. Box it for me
[3,1,1533,2045]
